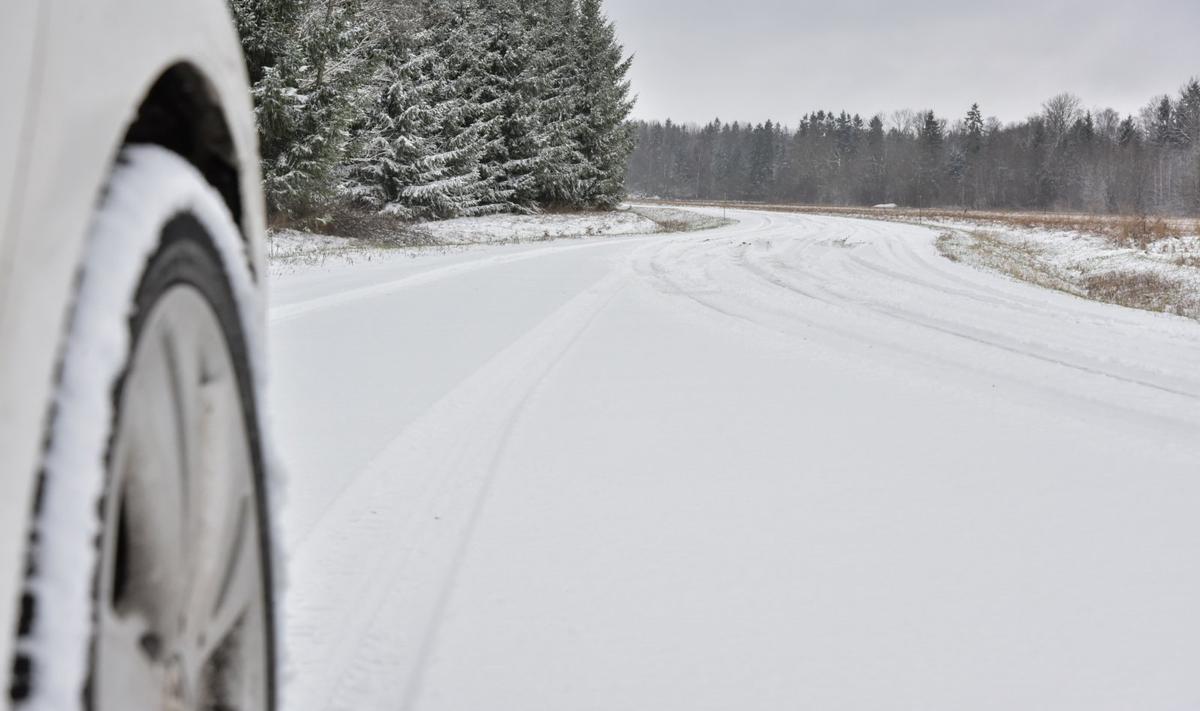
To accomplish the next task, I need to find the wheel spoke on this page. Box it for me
[103,325,190,640]
[198,503,261,664]
[181,370,260,658]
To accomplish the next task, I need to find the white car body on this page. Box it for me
[0,1,266,698]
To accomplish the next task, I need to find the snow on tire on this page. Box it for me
[11,145,277,711]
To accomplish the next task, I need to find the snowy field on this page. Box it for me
[268,206,1200,710]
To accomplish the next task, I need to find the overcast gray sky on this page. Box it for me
[603,0,1200,126]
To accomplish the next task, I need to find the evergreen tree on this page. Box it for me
[915,111,944,206]
[470,0,542,213]
[404,0,492,218]
[530,0,588,206]
[964,104,985,155]
[343,26,442,217]
[574,0,636,207]
[231,0,639,220]
[228,0,300,84]
[962,103,985,206]
[748,122,776,198]
[1177,79,1200,211]
[231,0,382,216]
[864,114,887,204]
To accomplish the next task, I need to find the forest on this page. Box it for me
[627,84,1200,216]
[228,0,634,222]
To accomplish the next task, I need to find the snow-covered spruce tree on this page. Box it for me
[230,0,383,218]
[456,0,545,214]
[235,0,640,220]
[343,0,512,220]
[573,0,636,208]
[338,22,424,216]
[229,0,304,213]
[390,0,494,219]
[228,0,300,85]
[283,0,384,215]
[528,0,589,207]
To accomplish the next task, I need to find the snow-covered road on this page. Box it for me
[269,208,1200,711]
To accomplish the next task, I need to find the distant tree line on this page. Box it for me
[229,0,635,221]
[627,81,1200,216]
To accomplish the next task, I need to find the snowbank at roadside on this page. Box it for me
[936,222,1200,319]
[270,230,362,261]
[268,212,657,276]
[627,204,735,232]
[416,210,658,245]
[267,206,729,276]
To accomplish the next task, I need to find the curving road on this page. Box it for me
[269,207,1200,711]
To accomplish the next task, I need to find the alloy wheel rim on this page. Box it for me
[93,285,268,711]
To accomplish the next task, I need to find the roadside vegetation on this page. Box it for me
[936,225,1200,319]
[268,205,731,272]
[229,0,635,229]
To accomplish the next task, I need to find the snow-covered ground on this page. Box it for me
[627,203,734,232]
[417,209,658,244]
[641,201,1200,319]
[268,206,732,278]
[268,229,364,262]
[269,206,1200,711]
[937,222,1200,318]
[267,208,687,276]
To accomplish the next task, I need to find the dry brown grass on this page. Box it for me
[271,208,438,246]
[1113,216,1180,248]
[936,230,1081,296]
[935,229,1200,320]
[1084,270,1200,317]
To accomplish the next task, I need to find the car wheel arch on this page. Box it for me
[121,62,249,242]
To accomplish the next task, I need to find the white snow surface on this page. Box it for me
[27,146,273,711]
[417,209,659,244]
[268,210,664,277]
[271,207,1200,711]
[269,229,361,261]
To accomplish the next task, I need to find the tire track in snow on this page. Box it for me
[283,268,634,711]
[739,241,1200,400]
[397,270,626,711]
[634,208,1200,430]
[279,205,1200,711]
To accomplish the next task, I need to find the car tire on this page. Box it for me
[9,146,276,711]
